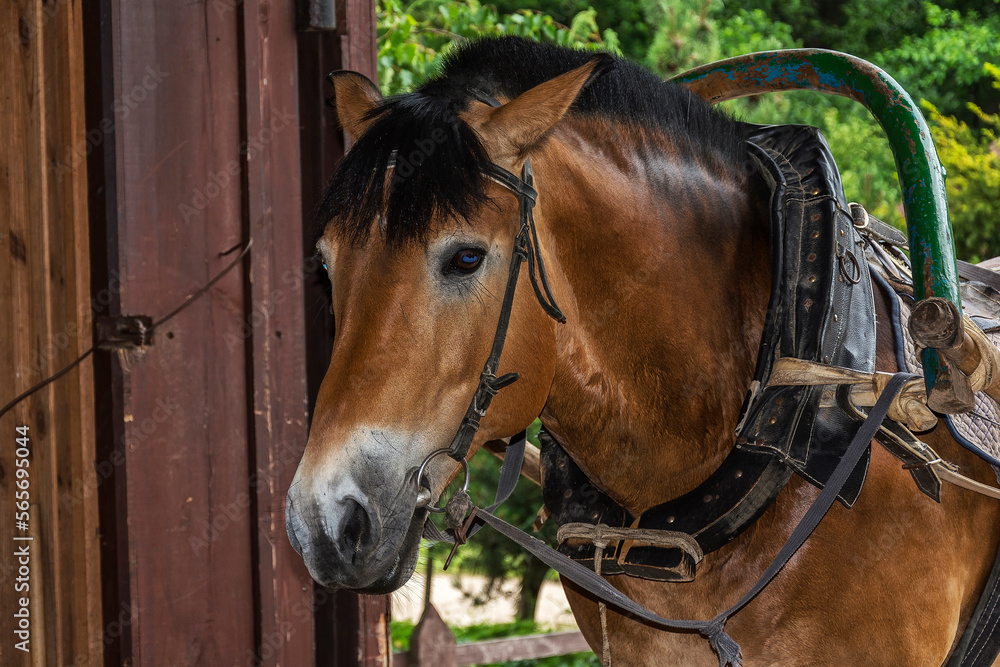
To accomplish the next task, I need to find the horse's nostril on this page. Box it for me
[339,498,373,563]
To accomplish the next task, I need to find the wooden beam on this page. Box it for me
[394,630,592,667]
[0,1,99,665]
[455,631,591,665]
[484,439,543,487]
[105,1,256,661]
[239,1,317,664]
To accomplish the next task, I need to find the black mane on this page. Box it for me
[318,36,748,246]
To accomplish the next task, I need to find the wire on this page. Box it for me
[151,239,253,329]
[0,348,95,420]
[0,238,253,422]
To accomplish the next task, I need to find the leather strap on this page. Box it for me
[847,206,1000,293]
[446,161,564,462]
[470,372,916,667]
[424,430,528,543]
[945,532,1000,667]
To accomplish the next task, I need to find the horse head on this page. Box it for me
[285,56,608,593]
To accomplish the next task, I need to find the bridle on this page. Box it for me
[413,157,566,511]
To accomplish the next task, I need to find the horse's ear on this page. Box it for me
[470,54,614,161]
[328,70,383,141]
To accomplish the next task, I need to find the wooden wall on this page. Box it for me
[83,0,387,664]
[0,1,102,665]
[84,0,318,663]
[2,0,385,664]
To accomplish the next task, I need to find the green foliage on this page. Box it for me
[876,3,1000,117]
[486,0,651,60]
[643,0,800,77]
[923,63,1000,262]
[377,0,619,95]
[806,0,927,56]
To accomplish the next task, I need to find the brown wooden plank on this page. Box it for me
[0,3,43,663]
[109,1,256,662]
[41,1,102,664]
[0,1,99,665]
[360,594,392,666]
[239,1,317,665]
[455,631,591,665]
[409,605,456,667]
[339,0,378,82]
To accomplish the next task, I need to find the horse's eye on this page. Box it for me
[447,248,484,275]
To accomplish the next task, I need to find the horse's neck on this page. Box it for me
[536,125,772,514]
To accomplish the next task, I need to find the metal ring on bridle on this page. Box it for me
[415,447,470,514]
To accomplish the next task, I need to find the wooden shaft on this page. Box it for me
[909,297,977,413]
[484,439,543,487]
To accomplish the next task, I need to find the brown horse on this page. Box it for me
[286,38,1000,665]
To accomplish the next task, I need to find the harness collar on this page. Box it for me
[541,124,885,581]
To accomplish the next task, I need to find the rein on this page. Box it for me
[404,151,923,666]
[450,371,917,667]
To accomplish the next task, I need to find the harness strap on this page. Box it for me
[468,372,915,667]
[447,161,564,462]
[521,162,566,323]
[946,536,1000,667]
[853,204,1000,292]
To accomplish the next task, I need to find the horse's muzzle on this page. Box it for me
[285,473,425,592]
